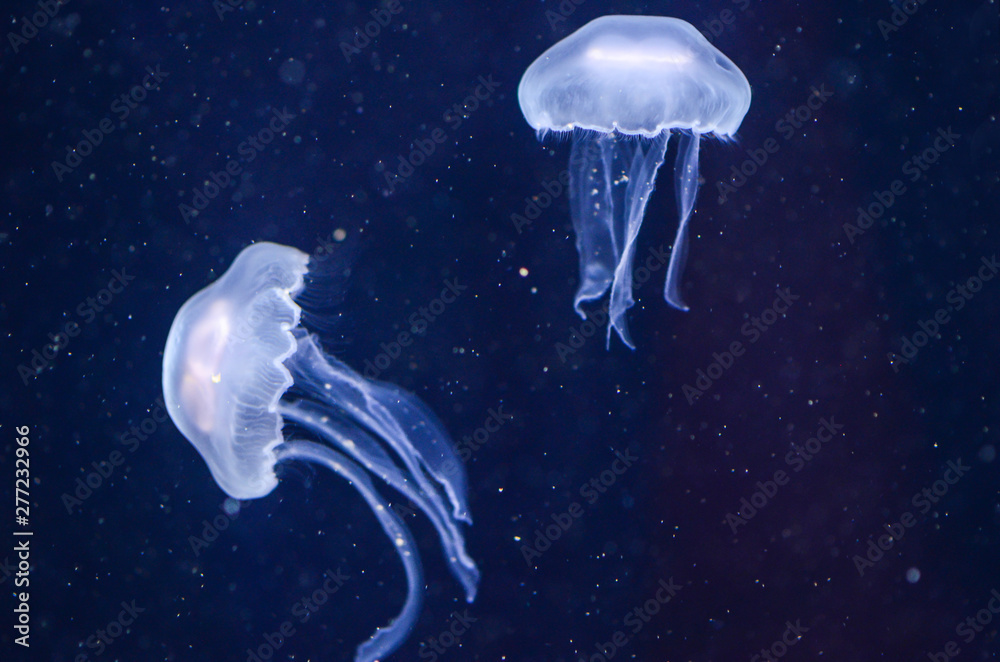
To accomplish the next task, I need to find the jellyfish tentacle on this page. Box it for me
[664,131,701,311]
[284,333,479,601]
[570,132,617,316]
[279,398,479,602]
[275,439,424,662]
[606,130,670,349]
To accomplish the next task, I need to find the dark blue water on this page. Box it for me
[2,1,999,660]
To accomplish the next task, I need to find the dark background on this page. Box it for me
[2,0,999,660]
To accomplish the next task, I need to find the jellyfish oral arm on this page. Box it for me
[283,333,480,602]
[663,132,701,311]
[279,397,480,603]
[605,131,670,349]
[570,133,617,315]
[275,440,424,662]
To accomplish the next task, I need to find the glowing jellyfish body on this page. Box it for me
[518,15,751,347]
[162,242,478,662]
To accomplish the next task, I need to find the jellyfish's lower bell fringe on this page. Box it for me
[569,128,702,349]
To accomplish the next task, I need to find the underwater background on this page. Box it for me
[2,0,1000,660]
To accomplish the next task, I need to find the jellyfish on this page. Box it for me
[161,241,478,662]
[518,15,751,348]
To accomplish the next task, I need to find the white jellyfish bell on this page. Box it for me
[518,15,752,348]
